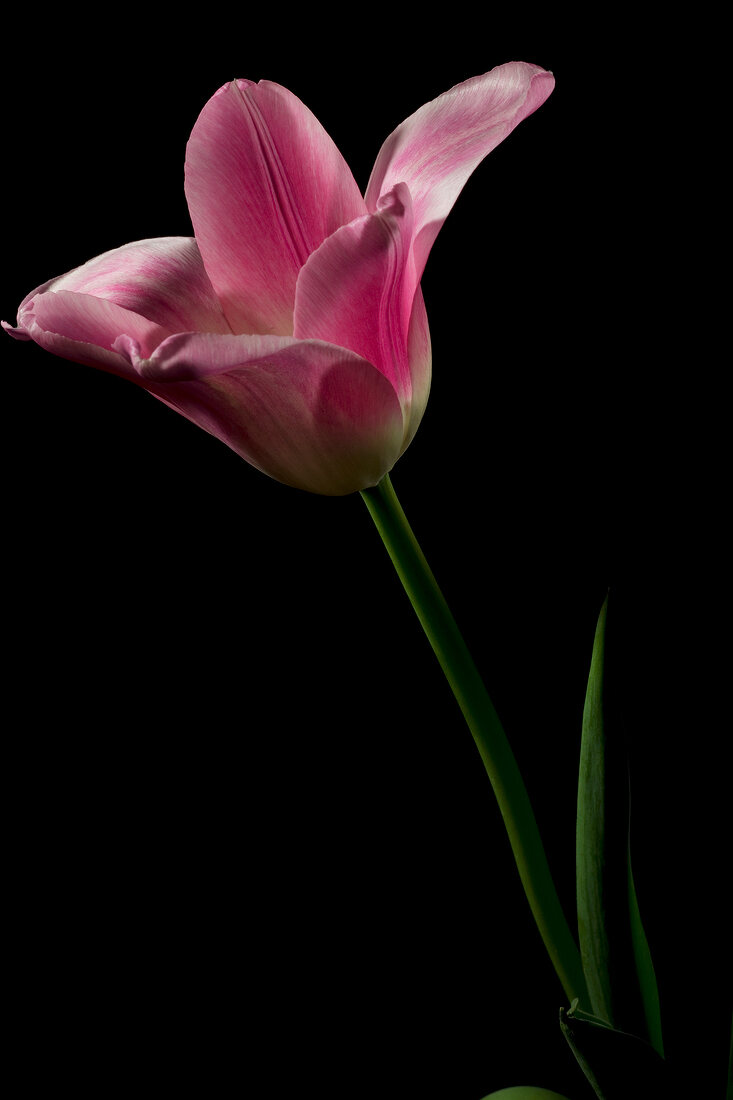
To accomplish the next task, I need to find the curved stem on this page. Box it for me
[361,473,589,1006]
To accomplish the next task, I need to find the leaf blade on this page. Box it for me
[628,856,664,1056]
[575,593,663,1052]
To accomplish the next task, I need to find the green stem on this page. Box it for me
[361,473,589,1007]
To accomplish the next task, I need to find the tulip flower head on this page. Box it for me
[4,64,554,494]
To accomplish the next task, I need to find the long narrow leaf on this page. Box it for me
[576,593,663,1051]
[628,856,664,1056]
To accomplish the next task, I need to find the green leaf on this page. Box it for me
[575,593,663,1052]
[627,856,664,1056]
[559,1004,670,1099]
[480,1089,573,1100]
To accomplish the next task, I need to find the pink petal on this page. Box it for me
[293,184,431,448]
[7,288,173,380]
[293,185,416,395]
[117,331,405,495]
[365,62,555,282]
[2,236,233,375]
[42,237,231,334]
[185,79,367,337]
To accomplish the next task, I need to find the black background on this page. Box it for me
[2,10,728,1099]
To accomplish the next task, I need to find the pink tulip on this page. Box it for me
[4,63,554,495]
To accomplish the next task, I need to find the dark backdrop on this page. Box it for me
[2,11,727,1099]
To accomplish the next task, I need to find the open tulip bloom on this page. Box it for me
[8,64,709,1099]
[4,62,555,495]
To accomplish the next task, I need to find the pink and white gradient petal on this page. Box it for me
[365,62,555,283]
[46,237,233,335]
[2,236,234,378]
[185,79,367,337]
[4,238,231,339]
